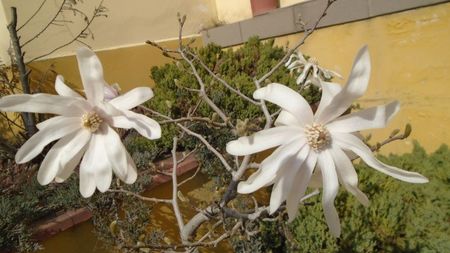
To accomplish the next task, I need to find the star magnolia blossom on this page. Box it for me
[285,51,342,86]
[227,46,428,237]
[104,83,121,101]
[0,47,161,197]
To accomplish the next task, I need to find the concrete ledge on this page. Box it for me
[32,153,198,241]
[202,0,449,47]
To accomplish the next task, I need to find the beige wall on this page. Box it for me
[0,1,10,64]
[3,1,449,154]
[213,0,309,23]
[275,3,450,154]
[279,0,309,8]
[0,0,218,63]
[215,0,252,23]
[29,38,203,92]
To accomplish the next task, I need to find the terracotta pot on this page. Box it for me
[250,0,279,16]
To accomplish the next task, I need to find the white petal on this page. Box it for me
[79,133,112,197]
[286,151,318,221]
[37,132,77,185]
[312,65,320,77]
[308,168,322,188]
[296,64,312,85]
[124,151,138,184]
[226,126,301,156]
[327,101,400,133]
[55,75,83,98]
[274,110,301,127]
[314,81,343,118]
[333,132,428,183]
[15,117,80,163]
[103,125,128,179]
[253,83,313,126]
[285,54,297,67]
[329,145,369,206]
[269,145,310,214]
[96,101,126,122]
[36,116,64,130]
[93,129,113,192]
[269,165,297,214]
[111,110,161,140]
[315,46,371,124]
[54,146,86,183]
[109,87,154,110]
[76,47,105,105]
[104,83,120,101]
[79,138,97,198]
[95,154,112,193]
[55,129,91,183]
[318,150,341,237]
[0,94,88,116]
[237,137,306,194]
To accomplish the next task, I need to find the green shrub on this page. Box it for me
[234,143,450,253]
[0,174,85,251]
[147,37,321,180]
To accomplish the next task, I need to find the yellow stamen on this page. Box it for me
[81,112,103,132]
[304,123,330,151]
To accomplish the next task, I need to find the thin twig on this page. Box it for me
[176,14,232,127]
[17,0,48,31]
[178,164,202,187]
[171,137,187,243]
[160,116,226,127]
[7,7,37,136]
[27,0,105,63]
[186,50,259,105]
[139,106,234,173]
[256,0,336,84]
[107,189,172,204]
[21,0,66,47]
[126,221,242,250]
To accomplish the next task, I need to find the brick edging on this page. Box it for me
[32,153,198,241]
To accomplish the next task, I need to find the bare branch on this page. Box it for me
[176,15,232,127]
[27,0,105,63]
[124,221,241,250]
[186,50,259,105]
[7,7,37,136]
[139,106,234,173]
[107,189,172,204]
[146,40,181,61]
[20,0,66,47]
[256,0,336,84]
[17,0,48,31]
[178,164,202,187]
[160,116,226,127]
[170,137,186,242]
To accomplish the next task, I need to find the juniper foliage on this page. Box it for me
[233,143,449,253]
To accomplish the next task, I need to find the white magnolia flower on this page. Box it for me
[227,46,428,237]
[103,83,121,101]
[285,51,342,86]
[0,47,161,197]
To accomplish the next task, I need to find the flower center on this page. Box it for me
[304,123,330,151]
[81,112,103,132]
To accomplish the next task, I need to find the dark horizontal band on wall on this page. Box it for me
[201,0,449,47]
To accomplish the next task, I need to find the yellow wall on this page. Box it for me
[29,38,202,92]
[0,0,217,63]
[279,0,308,8]
[14,3,450,155]
[213,0,308,23]
[215,0,252,23]
[274,3,450,154]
